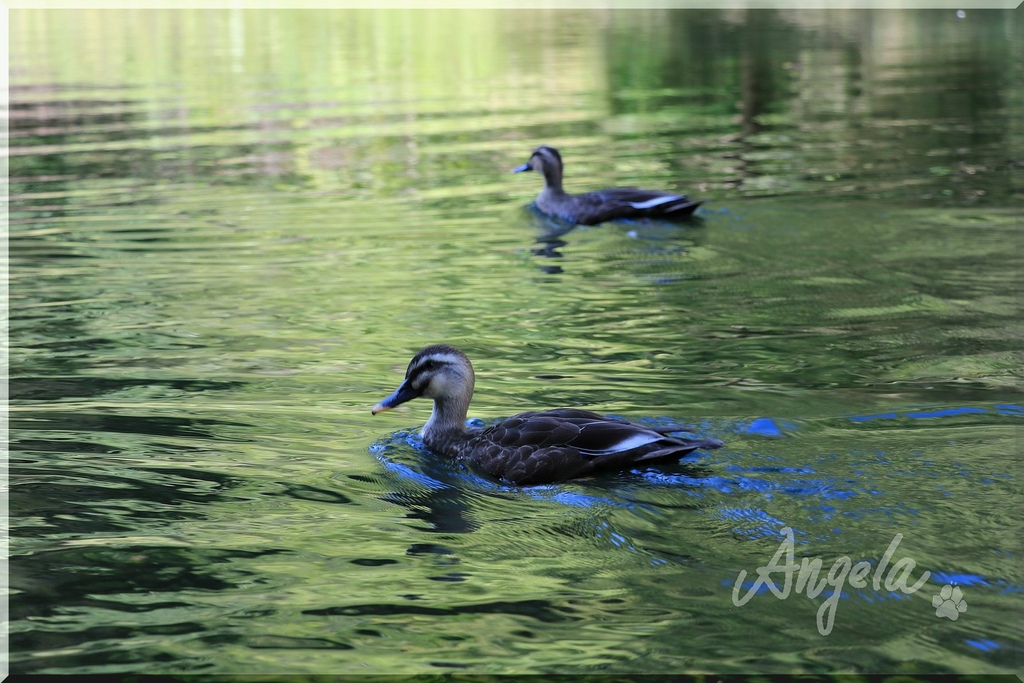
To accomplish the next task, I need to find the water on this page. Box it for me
[8,8,1022,675]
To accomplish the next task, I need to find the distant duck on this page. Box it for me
[372,344,723,486]
[513,146,703,225]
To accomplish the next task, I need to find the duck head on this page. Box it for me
[372,344,476,416]
[512,146,564,191]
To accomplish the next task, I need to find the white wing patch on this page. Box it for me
[627,195,682,210]
[588,431,662,455]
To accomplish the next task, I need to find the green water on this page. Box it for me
[8,8,1022,675]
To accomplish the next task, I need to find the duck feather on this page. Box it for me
[373,346,723,486]
[461,409,721,485]
[515,146,704,225]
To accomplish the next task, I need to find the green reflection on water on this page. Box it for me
[9,7,1022,676]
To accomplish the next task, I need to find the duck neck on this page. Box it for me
[540,165,565,195]
[421,395,471,456]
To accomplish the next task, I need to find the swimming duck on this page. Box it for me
[513,146,703,225]
[372,344,723,486]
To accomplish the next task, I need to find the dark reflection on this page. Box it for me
[12,411,251,441]
[200,634,353,650]
[9,396,265,670]
[305,598,579,623]
[9,438,283,674]
[605,10,799,116]
[602,9,1014,202]
[10,234,107,375]
[378,477,480,535]
[9,542,285,622]
[406,542,456,556]
[606,10,800,193]
[10,376,245,402]
[531,234,569,274]
[9,455,247,536]
[16,145,311,190]
[525,205,576,274]
[10,231,237,389]
[282,483,354,505]
[531,237,567,260]
[365,434,481,534]
[733,10,799,190]
[9,89,311,191]
[9,90,142,147]
[736,10,793,137]
[10,626,203,673]
[9,542,285,673]
[522,203,708,275]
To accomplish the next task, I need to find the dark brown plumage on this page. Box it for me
[372,344,723,486]
[513,146,703,225]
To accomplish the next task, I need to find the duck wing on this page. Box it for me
[465,409,722,486]
[571,188,703,224]
[597,188,703,218]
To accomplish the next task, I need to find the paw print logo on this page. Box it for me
[932,584,967,620]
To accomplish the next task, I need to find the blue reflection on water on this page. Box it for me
[906,407,989,419]
[743,417,784,437]
[370,404,1017,546]
[931,571,991,587]
[525,487,628,509]
[377,459,449,491]
[718,508,792,540]
[727,579,772,596]
[850,404,1023,422]
[370,427,508,495]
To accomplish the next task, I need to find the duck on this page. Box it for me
[512,146,703,225]
[371,344,723,486]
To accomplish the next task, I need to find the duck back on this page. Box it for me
[456,408,722,485]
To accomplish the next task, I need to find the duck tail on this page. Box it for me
[653,198,703,218]
[688,436,724,450]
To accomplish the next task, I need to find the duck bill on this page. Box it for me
[371,380,419,415]
[512,163,532,173]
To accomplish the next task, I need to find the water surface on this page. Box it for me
[8,8,1022,675]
